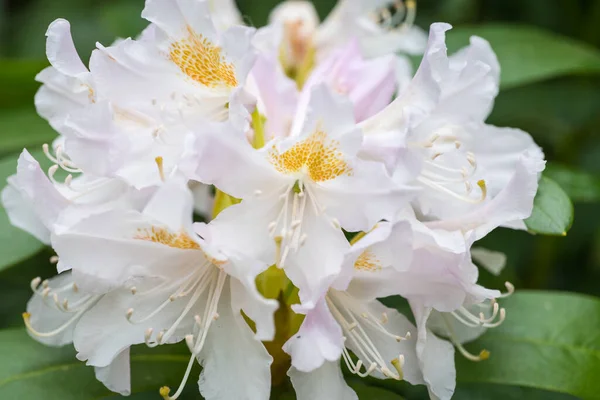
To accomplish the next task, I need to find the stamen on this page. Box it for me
[498,281,515,298]
[49,256,59,264]
[155,157,165,182]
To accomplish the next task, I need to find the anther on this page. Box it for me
[50,255,59,264]
[62,299,69,311]
[72,283,78,293]
[381,312,388,324]
[126,308,134,321]
[144,328,153,343]
[431,152,442,160]
[299,234,308,246]
[185,334,195,351]
[30,277,42,291]
[254,190,263,196]
[42,280,49,289]
[130,286,137,295]
[391,356,404,380]
[213,312,220,321]
[155,157,165,182]
[159,386,171,400]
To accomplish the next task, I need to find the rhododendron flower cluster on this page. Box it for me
[1,0,545,399]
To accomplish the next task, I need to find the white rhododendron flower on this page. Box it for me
[187,85,414,306]
[25,179,277,399]
[0,1,548,399]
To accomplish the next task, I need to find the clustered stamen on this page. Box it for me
[327,291,410,380]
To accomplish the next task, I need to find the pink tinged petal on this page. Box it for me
[250,54,298,140]
[228,270,278,341]
[197,283,272,400]
[25,272,87,347]
[45,19,88,77]
[186,125,290,199]
[305,40,396,122]
[313,159,416,232]
[411,302,456,400]
[94,348,131,396]
[283,298,344,372]
[288,362,357,400]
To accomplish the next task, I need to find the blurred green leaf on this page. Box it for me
[488,78,600,152]
[446,24,600,89]
[0,107,57,158]
[456,291,600,399]
[0,328,199,399]
[544,163,600,203]
[0,60,47,108]
[0,151,47,272]
[525,177,573,235]
[454,383,578,399]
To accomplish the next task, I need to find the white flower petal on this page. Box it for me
[94,348,131,396]
[229,271,278,342]
[436,36,500,121]
[186,126,290,199]
[314,159,416,232]
[197,283,272,400]
[288,362,357,400]
[25,272,86,347]
[411,302,456,400]
[74,282,195,367]
[343,299,424,385]
[2,150,69,243]
[45,19,88,77]
[284,298,344,372]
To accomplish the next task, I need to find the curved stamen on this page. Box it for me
[442,313,490,362]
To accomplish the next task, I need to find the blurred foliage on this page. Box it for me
[1,0,600,399]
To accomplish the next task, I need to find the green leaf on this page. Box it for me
[446,24,600,90]
[456,291,600,399]
[487,78,600,150]
[0,60,47,108]
[0,328,199,399]
[525,176,574,235]
[0,151,48,272]
[0,107,57,158]
[543,163,600,203]
[454,383,578,400]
